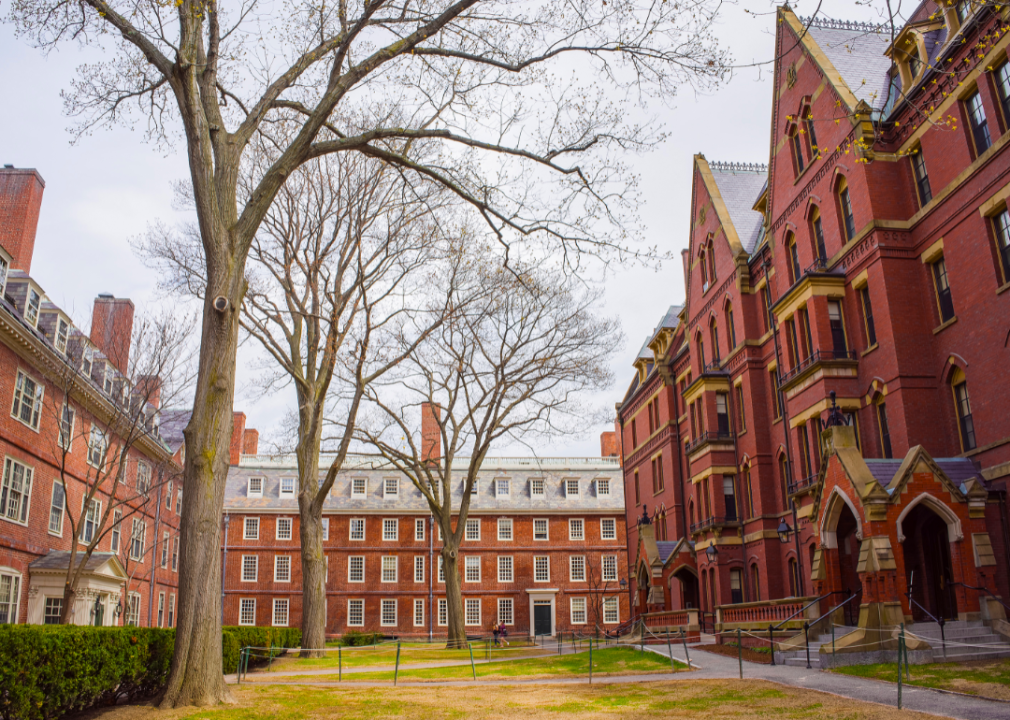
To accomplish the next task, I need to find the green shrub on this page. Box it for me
[336,630,384,647]
[222,626,301,673]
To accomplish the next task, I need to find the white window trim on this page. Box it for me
[380,599,398,627]
[241,555,259,582]
[569,555,586,582]
[58,404,75,451]
[1,456,34,527]
[529,478,545,496]
[80,498,102,545]
[600,518,617,541]
[415,518,426,541]
[383,518,398,541]
[569,518,585,542]
[381,556,398,583]
[128,517,145,561]
[239,598,256,626]
[348,556,365,583]
[497,555,513,583]
[596,478,611,496]
[498,598,514,626]
[48,482,65,537]
[603,597,620,625]
[414,556,425,583]
[383,477,399,498]
[571,597,588,625]
[274,555,291,583]
[0,567,22,624]
[247,478,263,497]
[602,555,619,583]
[565,479,580,497]
[349,518,365,541]
[533,519,549,541]
[351,478,367,498]
[437,598,448,626]
[413,599,425,627]
[272,598,289,627]
[244,517,260,540]
[497,518,513,541]
[322,517,329,541]
[465,518,481,542]
[276,517,293,541]
[464,555,481,583]
[279,477,296,497]
[495,477,510,497]
[534,556,550,583]
[347,599,365,627]
[11,369,44,432]
[464,598,482,626]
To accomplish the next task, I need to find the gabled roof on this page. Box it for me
[29,552,127,579]
[159,408,192,454]
[707,163,768,255]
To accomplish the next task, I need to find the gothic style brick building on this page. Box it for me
[222,412,628,638]
[0,165,185,628]
[619,3,1010,655]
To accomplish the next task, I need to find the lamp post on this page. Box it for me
[777,517,804,596]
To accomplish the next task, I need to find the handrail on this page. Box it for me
[772,593,830,631]
[685,431,735,455]
[950,581,1010,614]
[702,358,727,374]
[787,472,820,495]
[907,572,947,660]
[779,349,858,385]
[809,592,856,628]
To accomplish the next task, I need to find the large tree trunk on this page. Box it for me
[442,545,467,649]
[160,250,244,707]
[297,399,327,657]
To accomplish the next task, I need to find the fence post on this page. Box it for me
[338,646,342,682]
[769,625,775,666]
[667,631,675,673]
[737,628,743,679]
[897,626,904,710]
[468,642,477,680]
[902,623,910,681]
[640,619,645,654]
[394,641,401,686]
[831,623,836,669]
[680,627,691,667]
[589,638,593,684]
[939,617,947,661]
[268,643,274,673]
[236,648,243,684]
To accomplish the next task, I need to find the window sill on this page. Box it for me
[736,429,748,439]
[773,416,783,425]
[932,316,957,334]
[792,158,816,185]
[861,343,879,358]
[997,280,1010,296]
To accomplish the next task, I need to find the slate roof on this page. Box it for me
[655,541,679,564]
[159,408,191,454]
[863,457,983,493]
[708,164,767,254]
[801,18,893,110]
[225,456,625,514]
[29,552,119,571]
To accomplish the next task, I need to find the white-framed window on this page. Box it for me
[276,517,293,541]
[11,370,43,431]
[168,594,176,626]
[384,477,399,497]
[383,518,398,541]
[172,537,179,572]
[136,463,151,494]
[87,426,107,468]
[381,556,397,583]
[498,556,513,583]
[279,477,295,497]
[239,598,256,626]
[497,518,512,541]
[600,518,616,540]
[415,518,426,541]
[242,555,258,582]
[465,518,480,541]
[247,477,263,497]
[58,404,75,450]
[244,517,259,540]
[0,254,7,299]
[438,525,443,541]
[54,317,70,354]
[80,499,101,544]
[596,478,610,496]
[348,556,364,583]
[25,287,41,327]
[498,598,514,626]
[129,518,146,561]
[438,556,445,583]
[438,598,448,626]
[110,510,122,553]
[571,597,587,625]
[530,521,549,544]
[530,478,544,496]
[414,599,425,627]
[157,592,165,627]
[350,518,365,540]
[322,518,329,541]
[565,479,579,497]
[347,599,364,627]
[464,556,481,582]
[48,482,65,536]
[0,570,21,624]
[465,598,481,626]
[165,480,173,510]
[43,597,63,625]
[1,457,34,526]
[569,519,584,541]
[534,556,550,582]
[79,345,94,377]
[414,556,425,583]
[351,478,367,498]
[381,599,397,627]
[274,555,291,582]
[495,478,510,497]
[176,489,182,514]
[273,599,289,627]
[161,531,170,568]
[602,555,618,582]
[125,592,141,627]
[470,479,478,496]
[603,597,620,624]
[569,555,586,582]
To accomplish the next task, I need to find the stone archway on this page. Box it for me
[670,565,699,610]
[900,502,958,621]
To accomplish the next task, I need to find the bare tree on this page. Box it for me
[139,139,466,654]
[40,312,192,623]
[359,261,620,647]
[8,0,726,703]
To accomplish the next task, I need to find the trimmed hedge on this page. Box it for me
[221,626,301,673]
[335,630,384,647]
[0,625,173,720]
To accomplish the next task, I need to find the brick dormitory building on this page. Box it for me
[618,1,1010,660]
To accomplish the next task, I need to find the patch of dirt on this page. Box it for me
[694,643,772,665]
[944,677,1010,702]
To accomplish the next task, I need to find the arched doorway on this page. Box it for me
[834,502,862,626]
[902,503,957,621]
[636,563,650,615]
[671,567,699,610]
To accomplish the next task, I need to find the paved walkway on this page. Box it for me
[232,643,1008,720]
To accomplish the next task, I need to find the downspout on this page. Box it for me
[429,514,434,642]
[728,374,748,601]
[616,411,632,616]
[221,513,230,624]
[148,466,164,627]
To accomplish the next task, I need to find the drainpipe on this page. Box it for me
[221,513,230,624]
[429,515,434,643]
[728,377,748,601]
[148,466,164,627]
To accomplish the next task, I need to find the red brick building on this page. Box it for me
[0,165,186,628]
[619,4,1010,657]
[221,412,628,638]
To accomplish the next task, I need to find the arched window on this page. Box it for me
[689,500,696,528]
[790,127,806,175]
[700,249,709,290]
[725,301,736,349]
[788,557,799,597]
[743,464,755,518]
[708,242,717,284]
[751,564,761,601]
[837,177,856,241]
[875,400,893,459]
[779,454,790,504]
[786,231,801,284]
[710,318,720,363]
[810,206,827,263]
[951,367,976,451]
[697,332,706,370]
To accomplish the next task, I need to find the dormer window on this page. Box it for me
[351,477,367,498]
[891,30,928,93]
[80,347,94,377]
[955,1,972,25]
[0,252,8,298]
[247,478,263,497]
[279,477,295,497]
[25,287,40,327]
[55,317,70,354]
[907,45,921,81]
[102,367,114,395]
[384,477,399,497]
[565,479,579,497]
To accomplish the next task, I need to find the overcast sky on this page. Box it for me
[0,0,888,458]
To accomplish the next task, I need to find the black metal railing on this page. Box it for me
[702,358,726,374]
[778,349,858,385]
[799,592,858,668]
[767,592,833,666]
[685,431,735,456]
[690,515,740,534]
[787,472,820,495]
[950,581,1010,615]
[804,256,830,274]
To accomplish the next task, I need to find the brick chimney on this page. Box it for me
[230,412,247,466]
[0,166,45,273]
[600,431,618,458]
[136,375,162,408]
[90,295,135,375]
[681,248,690,293]
[421,402,441,462]
[243,428,259,456]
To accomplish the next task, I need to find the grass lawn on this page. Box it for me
[248,646,683,682]
[264,641,548,671]
[88,679,938,720]
[831,658,1010,701]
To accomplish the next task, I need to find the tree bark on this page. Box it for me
[298,439,326,658]
[441,544,467,649]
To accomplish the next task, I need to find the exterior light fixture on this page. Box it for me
[705,543,718,561]
[777,519,793,544]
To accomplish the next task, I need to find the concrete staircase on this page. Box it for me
[907,620,1010,663]
[776,627,858,667]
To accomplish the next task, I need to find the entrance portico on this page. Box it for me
[526,588,558,638]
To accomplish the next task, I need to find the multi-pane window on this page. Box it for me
[239,599,256,626]
[279,477,295,497]
[716,392,730,434]
[534,556,550,582]
[966,91,991,154]
[465,518,480,541]
[136,463,151,495]
[787,234,801,284]
[954,380,977,451]
[0,572,20,624]
[157,593,165,627]
[168,594,176,626]
[172,537,179,572]
[465,556,481,582]
[876,403,893,459]
[955,0,972,23]
[274,555,291,582]
[571,597,587,625]
[603,597,620,624]
[568,519,584,541]
[827,300,847,355]
[350,518,365,540]
[381,556,398,583]
[470,479,479,496]
[911,150,931,206]
[347,599,364,627]
[992,209,1010,284]
[11,371,43,430]
[596,479,610,496]
[530,478,544,496]
[414,599,425,627]
[0,254,7,299]
[498,598,514,625]
[438,556,445,582]
[565,479,579,497]
[414,556,425,582]
[44,597,63,625]
[931,258,956,323]
[497,518,513,541]
[569,555,586,582]
[81,499,103,545]
[534,519,548,541]
[498,556,513,583]
[126,593,141,627]
[58,405,75,450]
[165,480,173,510]
[176,489,182,514]
[129,518,146,561]
[161,531,170,568]
[351,478,367,497]
[859,286,877,347]
[415,518,426,541]
[48,483,65,535]
[342,556,363,584]
[87,426,107,468]
[273,599,289,627]
[384,477,399,497]
[997,64,1010,131]
[383,518,398,541]
[812,211,827,263]
[110,510,122,554]
[601,518,616,540]
[381,599,397,627]
[244,517,259,540]
[496,478,510,497]
[838,182,855,241]
[276,517,293,541]
[322,517,329,540]
[602,555,618,582]
[438,598,448,626]
[791,129,805,174]
[465,598,481,626]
